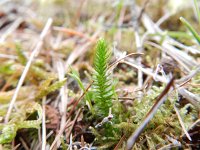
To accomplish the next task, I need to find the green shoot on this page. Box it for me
[93,39,114,117]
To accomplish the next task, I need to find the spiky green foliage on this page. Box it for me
[93,39,114,117]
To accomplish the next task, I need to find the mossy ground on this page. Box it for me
[0,0,199,149]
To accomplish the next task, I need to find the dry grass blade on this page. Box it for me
[49,108,82,150]
[5,18,53,123]
[127,77,174,150]
[65,30,100,67]
[108,53,143,70]
[146,41,195,72]
[19,137,30,150]
[42,97,46,150]
[114,134,126,150]
[68,81,93,118]
[174,105,192,141]
[65,108,83,142]
[0,54,17,59]
[49,119,70,150]
[123,61,167,83]
[177,87,200,110]
[49,81,92,149]
[53,26,95,42]
[12,144,21,150]
[57,61,68,130]
[0,17,23,43]
[176,66,200,84]
[0,1,199,149]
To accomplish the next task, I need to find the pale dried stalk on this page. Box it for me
[42,97,46,150]
[141,13,198,71]
[176,67,200,84]
[123,61,167,83]
[131,1,143,99]
[57,61,68,131]
[123,60,200,108]
[177,87,200,110]
[5,18,53,123]
[0,54,17,59]
[0,17,23,43]
[174,105,192,141]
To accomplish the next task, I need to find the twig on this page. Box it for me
[74,0,86,26]
[127,77,174,150]
[36,130,54,150]
[141,13,198,69]
[115,5,126,42]
[135,31,143,91]
[5,18,53,123]
[156,12,172,27]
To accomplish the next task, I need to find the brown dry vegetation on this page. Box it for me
[0,0,200,150]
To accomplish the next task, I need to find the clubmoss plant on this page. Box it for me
[93,39,114,117]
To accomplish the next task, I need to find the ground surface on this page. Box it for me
[0,0,200,150]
